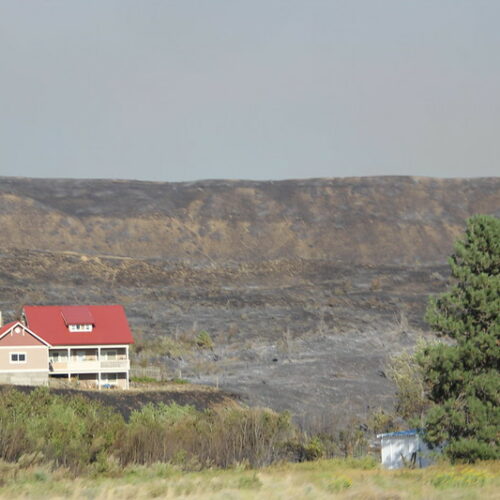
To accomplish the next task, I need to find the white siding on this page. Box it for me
[380,434,433,469]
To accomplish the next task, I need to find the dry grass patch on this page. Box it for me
[0,460,498,499]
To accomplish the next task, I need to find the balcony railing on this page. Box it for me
[50,359,130,373]
[100,360,130,369]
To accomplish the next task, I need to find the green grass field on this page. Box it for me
[1,459,498,499]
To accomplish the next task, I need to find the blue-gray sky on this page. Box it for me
[1,1,499,181]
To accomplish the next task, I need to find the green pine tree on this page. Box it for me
[419,214,500,462]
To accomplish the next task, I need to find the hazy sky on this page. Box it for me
[1,1,499,182]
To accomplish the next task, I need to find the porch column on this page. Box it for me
[126,346,130,390]
[98,347,102,390]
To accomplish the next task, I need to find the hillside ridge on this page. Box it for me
[1,176,498,265]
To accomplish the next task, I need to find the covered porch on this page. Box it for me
[49,371,129,389]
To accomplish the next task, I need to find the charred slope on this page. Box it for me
[0,176,498,424]
[1,176,498,265]
[0,247,460,425]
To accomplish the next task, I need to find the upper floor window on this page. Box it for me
[49,350,68,363]
[10,353,26,363]
[68,324,93,332]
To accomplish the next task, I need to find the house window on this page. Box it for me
[102,349,117,361]
[68,324,93,332]
[10,353,27,364]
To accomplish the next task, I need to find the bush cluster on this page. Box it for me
[0,388,299,472]
[118,402,294,468]
[0,388,384,474]
[0,387,122,471]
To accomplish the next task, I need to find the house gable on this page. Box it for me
[0,322,51,347]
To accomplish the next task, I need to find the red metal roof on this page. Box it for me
[23,305,134,346]
[61,306,94,325]
[0,321,17,336]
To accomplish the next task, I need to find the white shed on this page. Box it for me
[377,429,433,469]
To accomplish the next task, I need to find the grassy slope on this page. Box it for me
[1,460,498,499]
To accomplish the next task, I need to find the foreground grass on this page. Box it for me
[1,459,499,499]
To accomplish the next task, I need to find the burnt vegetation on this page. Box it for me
[0,176,498,425]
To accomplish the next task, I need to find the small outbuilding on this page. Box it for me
[377,429,433,469]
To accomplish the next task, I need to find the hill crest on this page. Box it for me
[1,176,498,265]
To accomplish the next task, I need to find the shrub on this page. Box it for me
[196,330,214,350]
[117,403,296,468]
[368,408,398,435]
[337,421,368,458]
[386,343,429,424]
[118,403,199,465]
[237,473,262,490]
[171,378,188,384]
[302,436,326,461]
[325,476,352,492]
